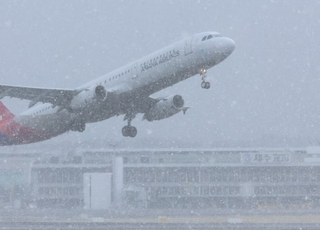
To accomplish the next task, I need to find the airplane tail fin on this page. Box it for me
[0,101,16,146]
[0,101,15,124]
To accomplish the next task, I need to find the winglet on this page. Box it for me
[181,106,190,114]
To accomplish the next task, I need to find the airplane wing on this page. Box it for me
[0,84,79,107]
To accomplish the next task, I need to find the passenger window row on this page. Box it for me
[33,105,52,116]
[102,69,130,84]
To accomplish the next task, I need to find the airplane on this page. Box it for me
[0,31,235,146]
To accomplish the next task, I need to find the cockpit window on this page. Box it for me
[202,34,222,41]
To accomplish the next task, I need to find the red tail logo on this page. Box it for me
[0,101,14,124]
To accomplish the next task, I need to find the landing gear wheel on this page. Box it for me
[122,126,137,137]
[122,126,129,137]
[129,126,137,138]
[201,81,210,89]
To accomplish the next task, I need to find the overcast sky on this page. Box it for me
[1,0,320,150]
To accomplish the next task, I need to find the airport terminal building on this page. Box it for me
[0,147,320,210]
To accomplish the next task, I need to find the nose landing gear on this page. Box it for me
[200,68,210,89]
[122,114,137,138]
[201,81,211,89]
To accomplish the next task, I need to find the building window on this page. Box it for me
[141,157,149,163]
[73,156,82,164]
[210,187,216,195]
[202,186,209,195]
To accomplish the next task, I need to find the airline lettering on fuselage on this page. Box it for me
[141,49,180,72]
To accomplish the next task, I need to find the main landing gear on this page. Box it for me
[200,68,210,89]
[122,115,137,138]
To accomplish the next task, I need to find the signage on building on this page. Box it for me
[241,152,291,164]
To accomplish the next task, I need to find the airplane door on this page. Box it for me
[184,36,193,56]
[131,63,139,79]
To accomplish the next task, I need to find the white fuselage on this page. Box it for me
[14,31,235,141]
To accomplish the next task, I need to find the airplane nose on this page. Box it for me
[220,37,235,57]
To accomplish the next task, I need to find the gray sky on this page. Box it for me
[1,0,320,149]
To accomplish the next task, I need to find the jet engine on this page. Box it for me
[143,95,186,121]
[70,85,107,110]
